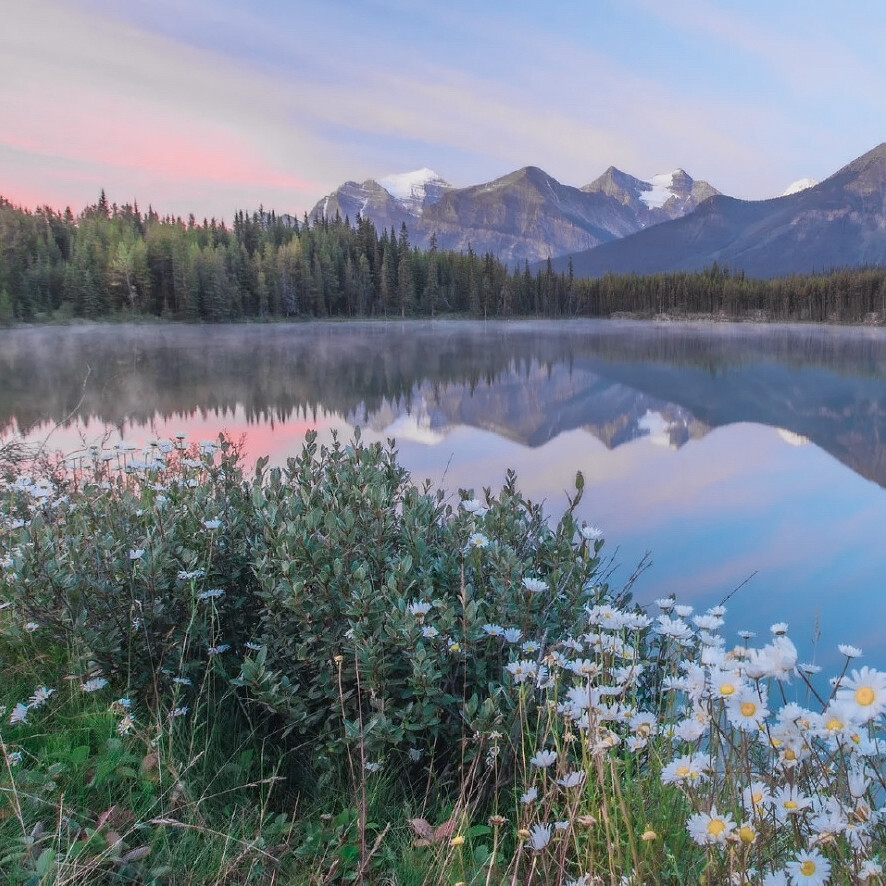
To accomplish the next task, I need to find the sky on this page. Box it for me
[2,0,885,221]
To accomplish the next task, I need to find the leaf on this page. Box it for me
[410,814,456,846]
[34,848,56,878]
[120,845,151,864]
[407,817,434,841]
[433,816,456,842]
[95,807,116,831]
[465,824,491,839]
[69,745,90,765]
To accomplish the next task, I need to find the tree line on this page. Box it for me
[2,192,886,324]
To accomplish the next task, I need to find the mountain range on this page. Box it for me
[311,143,886,278]
[311,163,720,265]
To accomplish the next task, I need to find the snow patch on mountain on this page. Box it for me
[378,168,450,207]
[639,172,678,209]
[781,177,817,196]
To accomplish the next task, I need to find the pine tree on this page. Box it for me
[0,287,13,325]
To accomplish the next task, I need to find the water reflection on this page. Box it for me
[3,319,886,673]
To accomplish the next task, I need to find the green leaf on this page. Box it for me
[69,745,90,765]
[465,824,491,839]
[34,848,56,878]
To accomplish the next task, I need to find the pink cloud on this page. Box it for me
[2,93,319,193]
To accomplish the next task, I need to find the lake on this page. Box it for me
[3,318,886,676]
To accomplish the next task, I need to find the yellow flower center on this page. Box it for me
[706,818,726,836]
[784,748,797,761]
[751,791,763,805]
[675,765,690,777]
[856,686,875,706]
[825,717,843,731]
[783,799,798,810]
[800,860,816,875]
[740,701,756,717]
[720,683,735,696]
[738,825,755,844]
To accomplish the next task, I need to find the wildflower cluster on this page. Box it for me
[651,612,886,883]
[498,586,886,884]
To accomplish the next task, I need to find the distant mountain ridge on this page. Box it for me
[548,143,886,279]
[311,164,720,265]
[312,144,886,278]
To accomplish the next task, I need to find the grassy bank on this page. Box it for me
[0,434,884,884]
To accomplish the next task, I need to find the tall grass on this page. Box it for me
[0,432,883,884]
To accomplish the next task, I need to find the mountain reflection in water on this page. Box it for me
[3,319,886,673]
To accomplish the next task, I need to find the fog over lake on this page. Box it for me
[4,319,886,674]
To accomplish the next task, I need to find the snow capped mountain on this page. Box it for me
[312,163,718,264]
[377,168,451,212]
[639,172,682,209]
[582,167,719,224]
[553,142,886,279]
[781,177,817,196]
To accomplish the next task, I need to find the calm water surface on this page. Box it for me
[3,319,886,675]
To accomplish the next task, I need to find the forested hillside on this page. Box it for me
[2,193,886,325]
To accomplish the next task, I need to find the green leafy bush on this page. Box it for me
[241,430,607,776]
[6,437,260,703]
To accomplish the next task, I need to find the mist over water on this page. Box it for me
[4,318,886,676]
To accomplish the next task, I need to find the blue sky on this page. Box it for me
[2,0,884,219]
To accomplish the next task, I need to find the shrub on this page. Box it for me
[241,430,609,781]
[4,436,260,704]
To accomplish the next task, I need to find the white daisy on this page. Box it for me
[529,749,557,768]
[741,781,771,817]
[709,668,745,699]
[686,806,735,846]
[197,588,225,601]
[557,770,586,789]
[526,822,551,851]
[505,660,537,684]
[520,786,538,804]
[772,784,812,822]
[466,532,489,550]
[27,686,55,708]
[660,753,709,786]
[726,688,769,732]
[785,848,831,885]
[836,666,886,721]
[460,498,488,516]
[408,600,432,619]
[580,525,603,542]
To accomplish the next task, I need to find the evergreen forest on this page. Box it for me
[2,192,886,325]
